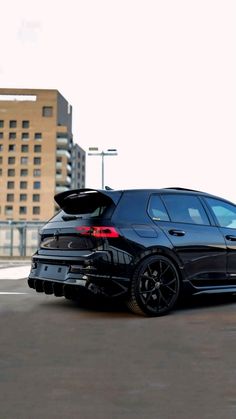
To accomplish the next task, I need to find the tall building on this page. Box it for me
[71,144,86,189]
[0,88,86,221]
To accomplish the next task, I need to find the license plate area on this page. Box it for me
[39,264,68,281]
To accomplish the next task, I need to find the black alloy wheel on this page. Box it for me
[127,255,180,316]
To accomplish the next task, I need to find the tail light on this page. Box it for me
[75,226,119,238]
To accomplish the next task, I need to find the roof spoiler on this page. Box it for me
[54,188,121,209]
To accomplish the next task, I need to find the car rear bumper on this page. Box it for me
[28,252,131,298]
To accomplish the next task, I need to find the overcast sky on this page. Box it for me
[1,0,235,200]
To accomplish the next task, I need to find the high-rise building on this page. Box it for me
[0,88,86,221]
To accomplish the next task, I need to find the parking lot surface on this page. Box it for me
[0,264,236,419]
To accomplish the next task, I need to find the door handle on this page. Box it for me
[225,235,236,241]
[168,229,185,237]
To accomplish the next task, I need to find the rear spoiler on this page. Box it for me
[54,188,122,209]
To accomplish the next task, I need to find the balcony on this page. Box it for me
[56,174,71,186]
[56,149,71,159]
[67,164,72,173]
[56,137,70,148]
[56,162,62,169]
[55,186,70,193]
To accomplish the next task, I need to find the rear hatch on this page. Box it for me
[39,189,122,253]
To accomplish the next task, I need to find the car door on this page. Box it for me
[204,197,236,281]
[148,193,227,286]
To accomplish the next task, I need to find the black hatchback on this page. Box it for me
[28,187,236,316]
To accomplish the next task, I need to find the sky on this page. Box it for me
[1,0,236,201]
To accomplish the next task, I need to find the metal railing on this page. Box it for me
[0,221,44,257]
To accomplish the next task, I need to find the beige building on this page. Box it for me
[0,88,86,221]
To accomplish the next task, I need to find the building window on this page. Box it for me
[33,181,41,189]
[9,120,17,128]
[33,206,40,215]
[20,169,28,176]
[9,132,16,139]
[34,145,41,152]
[42,106,53,117]
[0,120,4,128]
[33,194,40,202]
[20,194,27,201]
[19,206,27,215]
[7,194,14,202]
[0,157,3,164]
[20,181,27,189]
[8,169,15,177]
[0,132,3,139]
[34,133,42,140]
[21,144,29,152]
[22,120,29,128]
[34,157,41,165]
[0,144,3,151]
[7,181,14,189]
[8,157,15,164]
[33,169,41,177]
[22,132,29,140]
[21,157,28,164]
[0,168,2,176]
[5,206,13,216]
[8,144,15,151]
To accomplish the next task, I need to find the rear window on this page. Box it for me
[62,193,109,216]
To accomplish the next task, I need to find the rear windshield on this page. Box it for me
[62,193,110,215]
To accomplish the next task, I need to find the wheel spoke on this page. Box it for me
[147,264,153,277]
[159,265,170,279]
[139,289,155,295]
[141,274,156,283]
[145,291,153,305]
[164,278,176,286]
[159,260,163,275]
[158,289,170,307]
[164,284,177,294]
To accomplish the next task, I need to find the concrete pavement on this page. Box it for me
[0,264,31,279]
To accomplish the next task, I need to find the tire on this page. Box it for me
[126,255,180,316]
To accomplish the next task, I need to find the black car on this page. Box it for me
[28,187,236,316]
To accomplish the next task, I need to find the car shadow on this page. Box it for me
[40,296,134,318]
[40,293,236,318]
[175,293,236,313]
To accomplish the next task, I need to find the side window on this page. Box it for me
[161,194,210,225]
[205,198,236,229]
[148,195,170,221]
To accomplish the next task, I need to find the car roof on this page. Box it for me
[107,187,210,196]
[102,187,235,205]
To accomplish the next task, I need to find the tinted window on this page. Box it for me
[161,194,210,225]
[148,195,170,221]
[205,198,236,229]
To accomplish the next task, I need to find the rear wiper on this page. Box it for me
[62,215,82,221]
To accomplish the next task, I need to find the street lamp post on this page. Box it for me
[88,147,118,189]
